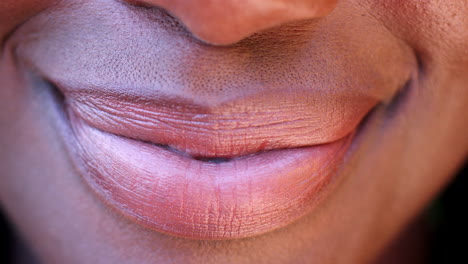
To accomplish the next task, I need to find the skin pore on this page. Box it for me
[1,0,467,263]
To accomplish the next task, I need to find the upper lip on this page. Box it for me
[59,85,378,159]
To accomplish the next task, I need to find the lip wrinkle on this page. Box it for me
[41,58,374,240]
[65,107,355,239]
[61,86,376,158]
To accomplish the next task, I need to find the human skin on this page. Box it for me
[0,0,467,263]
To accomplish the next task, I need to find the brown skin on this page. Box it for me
[0,0,467,263]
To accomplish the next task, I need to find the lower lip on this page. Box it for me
[67,109,354,240]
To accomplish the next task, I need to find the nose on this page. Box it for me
[126,0,337,45]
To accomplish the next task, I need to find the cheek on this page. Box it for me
[365,0,468,65]
[0,0,56,40]
[366,0,468,123]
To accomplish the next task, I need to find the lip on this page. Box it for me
[46,66,379,240]
[66,105,355,240]
[50,76,376,240]
[63,88,376,159]
[51,77,372,240]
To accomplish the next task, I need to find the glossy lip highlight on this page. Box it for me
[66,104,355,240]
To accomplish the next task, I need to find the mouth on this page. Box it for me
[69,109,355,240]
[47,79,376,240]
[9,1,416,240]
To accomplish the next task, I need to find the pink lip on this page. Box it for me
[68,110,354,240]
[52,78,376,240]
[64,88,376,159]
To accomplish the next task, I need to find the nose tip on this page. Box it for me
[127,0,338,45]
